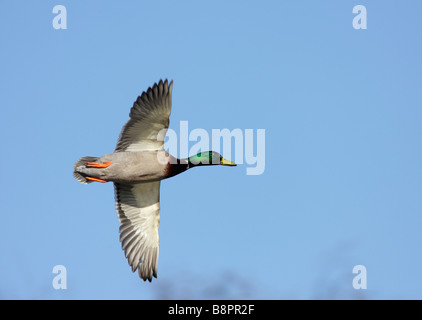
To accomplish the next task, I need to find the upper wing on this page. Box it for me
[115,79,173,152]
[114,181,161,282]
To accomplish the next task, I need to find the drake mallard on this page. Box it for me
[73,80,236,282]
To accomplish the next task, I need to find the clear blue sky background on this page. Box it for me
[1,1,421,299]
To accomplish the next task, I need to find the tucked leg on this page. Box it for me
[86,176,108,183]
[86,161,113,168]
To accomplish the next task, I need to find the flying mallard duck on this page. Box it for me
[73,80,236,282]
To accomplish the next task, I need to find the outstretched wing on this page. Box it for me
[114,182,161,282]
[115,79,173,152]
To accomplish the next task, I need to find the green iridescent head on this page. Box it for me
[188,151,236,167]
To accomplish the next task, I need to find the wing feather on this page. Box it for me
[114,182,161,281]
[115,79,173,152]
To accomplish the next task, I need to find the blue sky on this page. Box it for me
[1,0,422,299]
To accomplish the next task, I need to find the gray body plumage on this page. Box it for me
[75,151,176,184]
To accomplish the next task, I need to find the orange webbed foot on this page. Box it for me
[86,176,108,183]
[86,161,113,168]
